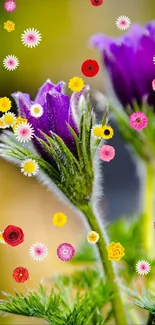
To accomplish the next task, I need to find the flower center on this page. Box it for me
[88,65,93,70]
[4,115,14,124]
[104,129,110,135]
[63,249,68,255]
[105,151,109,155]
[136,118,141,123]
[20,127,29,136]
[9,60,14,65]
[28,34,35,41]
[34,107,40,113]
[9,231,18,240]
[121,20,126,25]
[23,161,36,173]
[57,216,63,222]
[19,273,23,277]
[113,249,120,256]
[73,81,79,87]
[35,248,42,255]
[141,264,146,270]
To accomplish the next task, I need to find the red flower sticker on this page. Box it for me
[81,59,100,77]
[90,0,103,6]
[13,266,29,283]
[3,225,24,246]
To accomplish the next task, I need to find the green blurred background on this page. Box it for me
[0,0,154,323]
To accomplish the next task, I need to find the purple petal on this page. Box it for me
[35,79,56,106]
[123,24,148,45]
[45,91,69,134]
[22,93,31,100]
[45,92,77,152]
[89,33,115,51]
[12,92,51,146]
[105,41,145,106]
[90,23,155,107]
[134,34,155,98]
[54,81,67,94]
[12,92,32,118]
[11,92,53,160]
[104,50,134,107]
[146,20,155,38]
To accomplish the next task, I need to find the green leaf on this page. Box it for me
[66,123,83,165]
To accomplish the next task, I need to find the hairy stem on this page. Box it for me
[142,163,155,259]
[80,203,128,325]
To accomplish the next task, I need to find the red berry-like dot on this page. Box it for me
[90,0,103,6]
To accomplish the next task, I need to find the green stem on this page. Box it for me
[142,163,155,259]
[80,203,128,325]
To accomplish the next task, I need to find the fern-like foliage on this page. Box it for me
[0,269,113,325]
[0,286,66,324]
[128,286,155,325]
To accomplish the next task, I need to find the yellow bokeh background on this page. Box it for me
[0,0,154,323]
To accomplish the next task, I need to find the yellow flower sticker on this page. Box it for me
[4,20,15,32]
[12,116,28,131]
[52,212,67,227]
[68,76,84,92]
[106,242,125,261]
[0,97,11,112]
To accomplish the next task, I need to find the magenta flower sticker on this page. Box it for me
[129,112,148,131]
[4,0,16,12]
[152,79,155,91]
[57,243,75,261]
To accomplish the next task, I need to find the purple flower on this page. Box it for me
[89,21,155,108]
[57,243,75,261]
[12,79,89,159]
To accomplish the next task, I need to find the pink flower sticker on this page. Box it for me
[99,145,115,162]
[152,79,155,91]
[129,112,148,131]
[4,0,16,12]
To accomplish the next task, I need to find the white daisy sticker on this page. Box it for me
[21,28,42,48]
[14,122,34,142]
[21,159,39,177]
[2,112,16,127]
[135,260,151,275]
[3,55,19,71]
[30,103,43,118]
[91,124,104,139]
[116,15,131,31]
[29,242,48,261]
